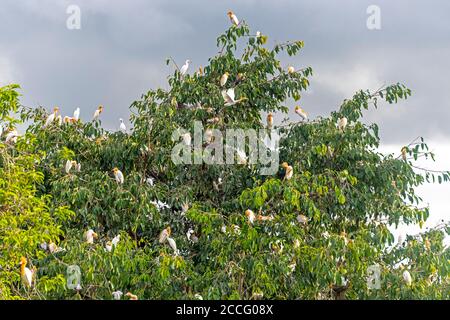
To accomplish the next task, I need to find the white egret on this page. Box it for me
[119,119,126,133]
[222,88,246,106]
[220,72,229,87]
[111,235,121,247]
[338,117,348,132]
[73,107,80,121]
[126,292,138,300]
[85,229,98,244]
[281,162,293,180]
[112,291,123,300]
[159,227,171,244]
[403,270,412,286]
[93,105,104,120]
[182,132,192,146]
[297,214,308,225]
[65,160,77,174]
[167,237,179,255]
[295,106,308,121]
[113,168,124,184]
[5,129,18,144]
[287,66,295,74]
[267,113,273,129]
[180,60,191,76]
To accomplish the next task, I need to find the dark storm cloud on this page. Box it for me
[1,0,449,144]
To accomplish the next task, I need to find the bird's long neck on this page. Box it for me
[20,262,26,275]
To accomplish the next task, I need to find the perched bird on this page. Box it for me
[182,132,192,146]
[256,31,261,38]
[297,214,308,225]
[220,72,229,87]
[63,116,73,124]
[186,228,198,243]
[105,241,113,252]
[403,270,412,286]
[167,237,178,254]
[48,242,59,254]
[424,238,431,251]
[180,60,191,76]
[73,107,80,121]
[112,290,123,300]
[207,117,220,124]
[267,113,273,129]
[159,227,171,244]
[257,214,274,222]
[294,106,308,121]
[56,115,62,126]
[44,107,59,128]
[227,10,239,26]
[401,147,408,161]
[213,177,223,191]
[146,177,155,187]
[111,235,121,247]
[222,88,246,106]
[93,105,104,120]
[126,292,138,300]
[338,117,348,132]
[119,119,126,133]
[397,234,405,247]
[205,129,214,144]
[19,257,35,288]
[281,162,293,180]
[181,202,190,214]
[5,129,19,144]
[287,66,295,74]
[85,229,98,244]
[113,168,124,184]
[245,209,256,224]
[65,160,77,174]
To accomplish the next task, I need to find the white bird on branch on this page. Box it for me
[113,168,124,184]
[85,229,98,244]
[19,257,36,288]
[119,118,127,133]
[220,72,229,87]
[338,117,348,132]
[73,107,80,121]
[222,88,246,106]
[44,107,59,128]
[93,105,104,120]
[295,106,308,121]
[5,129,19,144]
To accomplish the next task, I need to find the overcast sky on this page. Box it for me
[0,0,448,235]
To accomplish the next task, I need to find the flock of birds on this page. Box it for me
[8,10,417,300]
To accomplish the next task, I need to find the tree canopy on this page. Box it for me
[0,18,449,300]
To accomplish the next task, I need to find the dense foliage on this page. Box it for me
[0,19,449,300]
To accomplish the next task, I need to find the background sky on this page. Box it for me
[0,0,448,239]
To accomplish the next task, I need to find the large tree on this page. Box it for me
[1,19,448,300]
